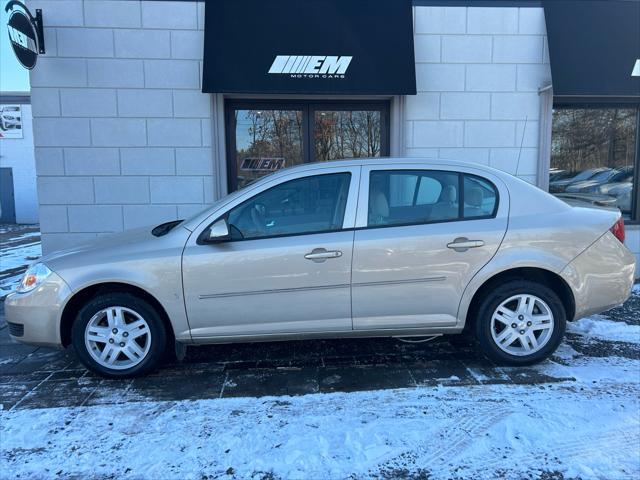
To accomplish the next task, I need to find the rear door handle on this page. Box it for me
[447,237,485,252]
[304,248,343,262]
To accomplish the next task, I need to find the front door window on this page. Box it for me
[226,101,389,192]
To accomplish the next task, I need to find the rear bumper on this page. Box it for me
[561,231,636,320]
[4,272,71,348]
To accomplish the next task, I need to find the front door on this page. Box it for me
[351,166,509,330]
[182,168,360,339]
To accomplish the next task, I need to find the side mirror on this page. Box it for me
[206,218,230,243]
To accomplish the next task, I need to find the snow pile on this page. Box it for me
[1,355,638,480]
[568,315,640,344]
[0,232,41,297]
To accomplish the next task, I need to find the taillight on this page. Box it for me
[610,217,625,243]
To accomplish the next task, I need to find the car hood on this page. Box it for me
[40,225,191,276]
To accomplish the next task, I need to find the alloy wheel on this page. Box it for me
[84,306,152,370]
[490,294,555,356]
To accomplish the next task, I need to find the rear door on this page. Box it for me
[351,164,509,330]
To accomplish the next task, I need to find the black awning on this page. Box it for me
[202,0,416,95]
[543,0,640,101]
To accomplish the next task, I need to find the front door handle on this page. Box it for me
[447,237,485,252]
[304,248,343,263]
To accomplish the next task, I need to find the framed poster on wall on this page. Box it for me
[0,105,23,139]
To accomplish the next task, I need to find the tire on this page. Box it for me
[475,280,566,366]
[71,292,168,378]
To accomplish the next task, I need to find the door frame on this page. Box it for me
[224,99,390,192]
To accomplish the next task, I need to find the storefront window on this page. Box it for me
[226,101,389,192]
[549,107,638,220]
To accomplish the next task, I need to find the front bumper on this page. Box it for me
[5,272,72,347]
[561,231,636,320]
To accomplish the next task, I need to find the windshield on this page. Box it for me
[589,170,615,182]
[570,169,603,182]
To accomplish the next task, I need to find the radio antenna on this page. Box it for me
[515,116,527,177]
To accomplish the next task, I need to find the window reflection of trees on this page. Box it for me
[314,111,382,161]
[551,108,636,173]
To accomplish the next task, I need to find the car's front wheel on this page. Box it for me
[71,292,167,378]
[475,280,566,365]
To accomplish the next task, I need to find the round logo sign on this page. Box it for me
[6,9,39,70]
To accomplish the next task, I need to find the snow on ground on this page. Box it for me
[1,352,639,480]
[0,229,41,298]
[568,315,640,343]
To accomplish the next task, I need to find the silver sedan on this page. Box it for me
[6,159,636,377]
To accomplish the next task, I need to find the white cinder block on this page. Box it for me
[35,148,65,176]
[60,89,117,117]
[114,30,171,59]
[144,60,200,89]
[467,7,518,34]
[148,119,201,147]
[88,59,144,88]
[439,148,490,164]
[39,205,68,233]
[201,119,212,147]
[121,148,175,175]
[33,118,90,147]
[518,8,546,35]
[69,206,123,232]
[38,177,94,204]
[64,148,120,176]
[30,88,60,117]
[493,36,544,64]
[414,7,466,34]
[95,177,150,204]
[466,65,516,92]
[176,148,213,175]
[173,91,211,118]
[441,92,490,120]
[405,93,440,120]
[197,1,206,30]
[442,36,492,63]
[84,0,142,28]
[517,64,552,91]
[171,30,204,59]
[416,64,465,92]
[203,177,214,203]
[490,148,538,175]
[27,1,83,27]
[405,148,439,158]
[57,28,114,58]
[412,121,464,148]
[414,35,441,63]
[150,177,204,204]
[464,121,516,147]
[142,1,198,29]
[30,58,87,88]
[91,119,147,147]
[516,120,539,148]
[42,27,57,57]
[491,93,539,120]
[117,90,173,117]
[178,204,206,218]
[123,205,178,230]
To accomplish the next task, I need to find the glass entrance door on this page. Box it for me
[226,101,389,191]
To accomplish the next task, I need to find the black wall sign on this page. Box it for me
[543,0,640,100]
[202,0,416,95]
[5,0,45,70]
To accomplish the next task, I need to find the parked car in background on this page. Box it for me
[5,159,636,377]
[549,167,611,193]
[566,166,634,194]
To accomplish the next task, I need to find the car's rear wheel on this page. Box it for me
[71,292,167,378]
[475,280,566,365]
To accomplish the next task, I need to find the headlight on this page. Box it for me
[17,264,53,293]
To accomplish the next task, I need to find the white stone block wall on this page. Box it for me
[408,6,551,184]
[27,0,210,253]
